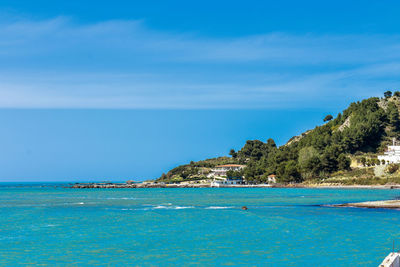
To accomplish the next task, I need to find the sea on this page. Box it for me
[1,183,400,266]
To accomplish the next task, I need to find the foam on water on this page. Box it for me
[104,197,140,200]
[150,205,195,210]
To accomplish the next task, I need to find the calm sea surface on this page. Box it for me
[1,184,400,266]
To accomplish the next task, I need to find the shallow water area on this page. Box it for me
[1,184,400,266]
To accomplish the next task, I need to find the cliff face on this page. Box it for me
[159,93,400,183]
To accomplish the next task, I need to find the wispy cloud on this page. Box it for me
[0,16,399,109]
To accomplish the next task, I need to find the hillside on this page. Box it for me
[157,91,400,184]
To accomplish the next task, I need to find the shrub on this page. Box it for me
[386,164,399,174]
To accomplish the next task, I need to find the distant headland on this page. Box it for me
[70,91,400,189]
[155,91,400,187]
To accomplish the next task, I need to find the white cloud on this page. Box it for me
[0,16,399,109]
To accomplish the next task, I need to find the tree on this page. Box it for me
[387,102,400,130]
[227,170,242,178]
[237,140,264,160]
[394,91,400,97]
[320,145,342,172]
[366,159,371,167]
[384,91,393,98]
[237,139,277,164]
[338,154,351,170]
[323,114,333,122]
[276,162,287,178]
[157,95,400,184]
[283,160,301,183]
[266,138,277,149]
[386,164,399,174]
[298,147,319,170]
[298,153,323,179]
[181,171,189,179]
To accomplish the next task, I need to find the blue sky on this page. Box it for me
[0,1,399,181]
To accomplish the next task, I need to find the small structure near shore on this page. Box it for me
[209,164,246,186]
[267,174,277,184]
[378,139,400,165]
[211,176,245,187]
[208,164,245,177]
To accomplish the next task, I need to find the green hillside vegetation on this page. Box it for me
[157,157,236,183]
[158,91,400,184]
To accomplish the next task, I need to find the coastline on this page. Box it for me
[69,182,274,189]
[333,200,400,209]
[69,182,400,189]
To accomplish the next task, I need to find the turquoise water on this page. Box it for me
[1,185,400,266]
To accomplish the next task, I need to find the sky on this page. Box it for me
[0,0,399,181]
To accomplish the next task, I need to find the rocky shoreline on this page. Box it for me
[332,200,400,209]
[68,182,400,189]
[69,182,275,189]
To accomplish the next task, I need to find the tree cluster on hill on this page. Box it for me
[232,94,400,183]
[157,156,236,182]
[158,92,400,183]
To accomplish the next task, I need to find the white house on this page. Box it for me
[207,164,245,177]
[209,164,246,187]
[267,174,277,184]
[378,139,400,164]
[211,176,245,187]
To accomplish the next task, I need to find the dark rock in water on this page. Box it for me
[242,206,248,210]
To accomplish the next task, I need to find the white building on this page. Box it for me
[207,164,245,177]
[211,176,245,187]
[208,164,246,186]
[267,174,277,184]
[378,139,400,164]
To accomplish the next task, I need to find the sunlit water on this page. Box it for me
[1,184,400,266]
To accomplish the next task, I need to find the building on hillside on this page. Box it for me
[267,174,277,184]
[208,164,246,187]
[378,139,400,164]
[211,176,245,187]
[207,164,245,178]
